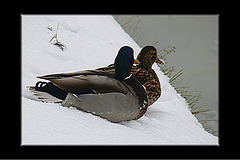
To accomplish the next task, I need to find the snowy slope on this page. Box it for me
[21,15,218,145]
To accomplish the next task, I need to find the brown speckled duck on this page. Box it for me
[132,46,163,106]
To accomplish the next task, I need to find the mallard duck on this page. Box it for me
[132,46,164,106]
[30,46,148,122]
[97,46,164,108]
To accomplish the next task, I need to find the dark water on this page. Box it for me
[113,15,218,136]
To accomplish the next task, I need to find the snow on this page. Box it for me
[21,15,218,145]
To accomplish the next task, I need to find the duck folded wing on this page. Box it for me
[38,68,115,80]
[38,74,128,95]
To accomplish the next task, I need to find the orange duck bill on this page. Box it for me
[155,57,165,65]
[134,59,140,64]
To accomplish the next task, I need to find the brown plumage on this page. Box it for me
[133,46,162,106]
[97,46,163,107]
[32,46,162,121]
[130,65,161,106]
[34,46,149,122]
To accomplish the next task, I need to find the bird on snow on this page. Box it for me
[29,46,148,122]
[29,46,164,122]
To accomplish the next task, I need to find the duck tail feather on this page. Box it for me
[28,86,63,103]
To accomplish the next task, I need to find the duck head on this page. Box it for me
[114,46,134,80]
[137,46,165,69]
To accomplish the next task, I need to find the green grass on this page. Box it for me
[158,46,209,114]
[157,46,218,136]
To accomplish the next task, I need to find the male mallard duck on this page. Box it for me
[30,46,148,122]
[97,46,164,107]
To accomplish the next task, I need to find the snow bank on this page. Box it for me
[21,15,218,145]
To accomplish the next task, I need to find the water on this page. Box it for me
[113,15,218,136]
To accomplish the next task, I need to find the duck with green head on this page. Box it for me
[30,46,148,122]
[99,46,164,107]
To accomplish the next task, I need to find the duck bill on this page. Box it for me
[155,57,165,64]
[134,59,140,64]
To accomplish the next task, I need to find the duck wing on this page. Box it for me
[37,69,127,95]
[38,68,115,80]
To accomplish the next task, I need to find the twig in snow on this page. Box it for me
[49,23,67,51]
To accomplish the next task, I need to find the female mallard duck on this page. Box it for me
[30,46,148,122]
[132,46,164,106]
